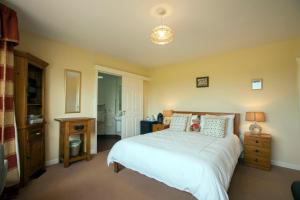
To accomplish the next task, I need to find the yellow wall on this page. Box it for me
[296,38,300,57]
[16,31,149,163]
[16,31,300,169]
[147,38,300,168]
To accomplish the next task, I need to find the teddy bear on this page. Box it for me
[190,118,200,132]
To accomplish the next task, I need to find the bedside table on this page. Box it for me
[244,132,272,170]
[140,121,158,134]
[152,124,169,132]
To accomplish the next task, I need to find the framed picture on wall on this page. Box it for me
[252,79,263,90]
[196,76,209,88]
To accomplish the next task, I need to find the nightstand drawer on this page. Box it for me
[244,135,270,148]
[245,154,270,170]
[244,145,270,158]
[152,124,165,132]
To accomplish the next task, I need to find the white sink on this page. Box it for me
[114,116,122,121]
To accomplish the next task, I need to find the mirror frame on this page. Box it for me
[65,69,82,113]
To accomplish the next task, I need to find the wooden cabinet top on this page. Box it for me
[55,117,95,122]
[14,50,49,68]
[244,132,271,139]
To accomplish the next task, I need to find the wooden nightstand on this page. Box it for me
[152,124,169,132]
[244,132,272,170]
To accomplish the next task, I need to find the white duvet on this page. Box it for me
[107,130,242,200]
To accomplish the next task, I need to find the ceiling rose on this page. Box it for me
[150,7,174,45]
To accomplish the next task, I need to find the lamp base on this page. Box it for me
[249,123,262,134]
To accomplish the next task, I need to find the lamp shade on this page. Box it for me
[151,25,174,45]
[245,112,265,122]
[163,110,173,117]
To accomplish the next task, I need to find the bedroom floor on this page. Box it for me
[16,151,300,200]
[97,135,121,152]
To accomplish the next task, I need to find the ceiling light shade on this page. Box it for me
[151,25,174,45]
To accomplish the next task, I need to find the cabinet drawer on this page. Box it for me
[244,136,270,148]
[69,121,87,134]
[244,145,270,158]
[245,154,270,169]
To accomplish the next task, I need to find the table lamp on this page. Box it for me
[245,112,265,134]
[163,110,173,125]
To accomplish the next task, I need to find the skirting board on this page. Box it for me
[45,158,59,166]
[272,160,300,171]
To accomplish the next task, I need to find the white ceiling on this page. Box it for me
[5,0,300,67]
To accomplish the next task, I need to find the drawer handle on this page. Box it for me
[254,158,258,162]
[255,149,259,153]
[74,125,84,131]
[255,140,259,143]
[36,132,41,136]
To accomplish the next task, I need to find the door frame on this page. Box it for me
[93,65,149,153]
[297,58,300,112]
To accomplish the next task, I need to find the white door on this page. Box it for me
[121,76,143,138]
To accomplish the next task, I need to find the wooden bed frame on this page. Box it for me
[113,111,240,173]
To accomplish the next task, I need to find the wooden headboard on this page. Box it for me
[173,111,240,137]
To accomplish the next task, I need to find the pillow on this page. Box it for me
[204,114,235,135]
[172,113,192,131]
[201,117,226,138]
[169,116,188,131]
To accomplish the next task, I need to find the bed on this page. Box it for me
[107,112,242,200]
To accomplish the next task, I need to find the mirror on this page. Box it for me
[65,69,81,113]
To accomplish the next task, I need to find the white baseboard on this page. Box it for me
[45,158,59,166]
[272,160,300,171]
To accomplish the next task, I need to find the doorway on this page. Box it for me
[97,72,122,152]
[94,65,146,154]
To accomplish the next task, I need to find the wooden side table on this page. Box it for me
[152,124,169,132]
[55,117,94,167]
[244,132,272,170]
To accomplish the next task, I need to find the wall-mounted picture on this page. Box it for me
[252,79,263,90]
[196,76,209,88]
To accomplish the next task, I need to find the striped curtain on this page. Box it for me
[0,3,20,187]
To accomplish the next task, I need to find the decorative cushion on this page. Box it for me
[201,117,226,138]
[169,116,188,131]
[172,113,192,131]
[203,114,235,136]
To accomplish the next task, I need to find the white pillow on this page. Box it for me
[172,113,192,131]
[201,117,226,138]
[169,116,188,132]
[203,114,235,136]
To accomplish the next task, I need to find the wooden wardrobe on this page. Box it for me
[14,50,48,185]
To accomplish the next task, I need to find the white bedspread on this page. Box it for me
[107,130,242,200]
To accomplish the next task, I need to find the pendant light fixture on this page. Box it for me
[150,8,174,45]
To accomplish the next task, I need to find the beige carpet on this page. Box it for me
[17,152,300,200]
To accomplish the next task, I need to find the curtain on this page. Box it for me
[0,3,20,187]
